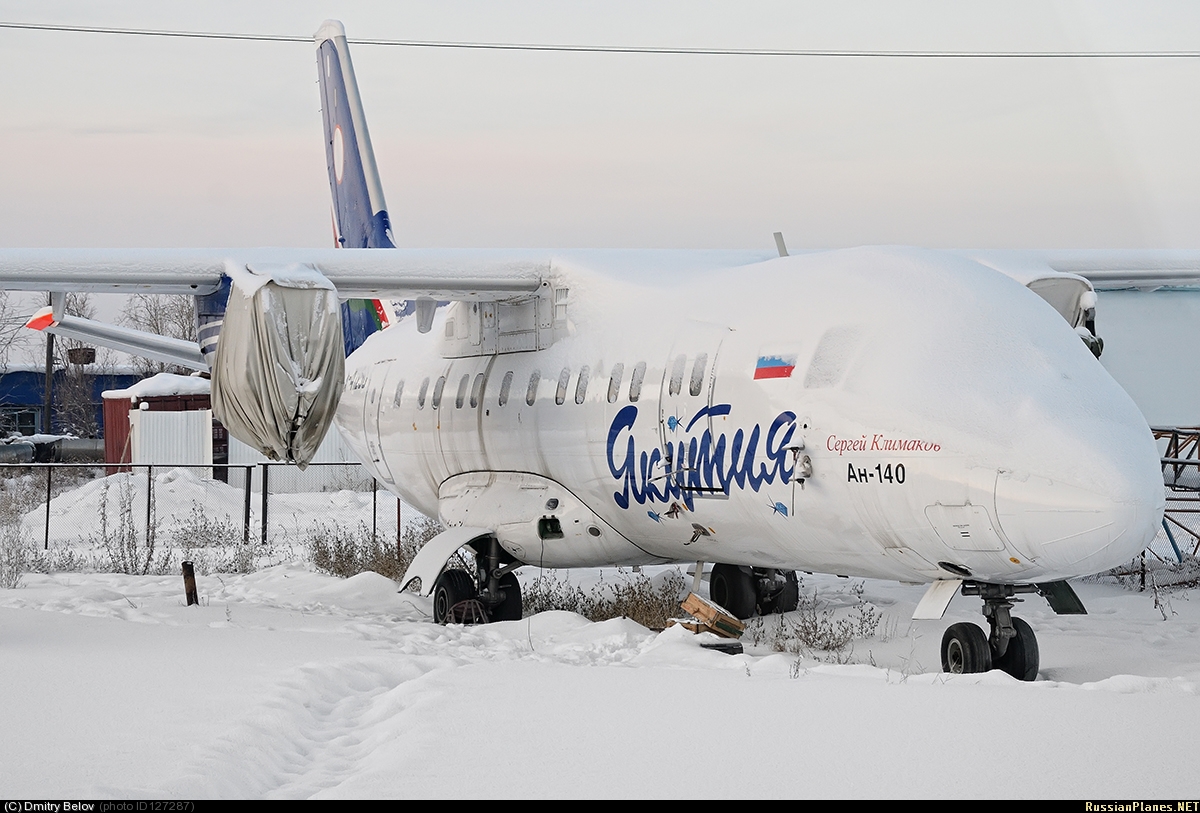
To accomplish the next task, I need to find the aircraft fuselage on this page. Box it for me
[337,246,1164,584]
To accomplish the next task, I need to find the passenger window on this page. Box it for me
[607,363,624,404]
[470,373,485,408]
[526,370,541,406]
[575,365,590,405]
[669,354,686,396]
[499,371,513,407]
[455,374,470,409]
[393,379,405,407]
[432,376,446,409]
[556,367,570,405]
[690,354,708,397]
[417,377,430,409]
[629,362,647,402]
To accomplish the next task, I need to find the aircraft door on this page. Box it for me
[369,360,400,485]
[437,356,495,475]
[658,324,727,489]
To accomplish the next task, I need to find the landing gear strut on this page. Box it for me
[431,535,523,624]
[940,582,1040,681]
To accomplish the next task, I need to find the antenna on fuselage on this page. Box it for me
[773,232,789,258]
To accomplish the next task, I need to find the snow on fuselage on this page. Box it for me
[335,247,1164,584]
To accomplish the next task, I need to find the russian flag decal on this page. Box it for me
[754,354,797,380]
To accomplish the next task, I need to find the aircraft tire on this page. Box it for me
[759,570,800,614]
[941,622,993,675]
[710,564,756,619]
[993,617,1039,681]
[433,569,477,624]
[491,572,523,622]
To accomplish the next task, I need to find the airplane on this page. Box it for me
[3,19,1199,681]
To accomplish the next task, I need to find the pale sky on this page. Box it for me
[3,1,1200,250]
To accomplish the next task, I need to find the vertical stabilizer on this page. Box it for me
[316,20,395,250]
[316,20,398,355]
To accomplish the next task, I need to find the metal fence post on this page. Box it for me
[43,465,52,550]
[260,462,269,546]
[242,465,252,546]
[146,464,153,549]
[372,478,378,545]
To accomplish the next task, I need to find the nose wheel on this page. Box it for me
[940,583,1040,681]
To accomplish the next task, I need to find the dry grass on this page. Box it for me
[745,579,883,663]
[309,513,442,581]
[522,568,688,629]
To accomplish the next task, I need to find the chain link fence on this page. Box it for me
[0,461,416,579]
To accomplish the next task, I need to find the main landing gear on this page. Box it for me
[431,535,523,624]
[940,583,1040,681]
[709,564,800,619]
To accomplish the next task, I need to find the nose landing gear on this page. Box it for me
[940,583,1040,681]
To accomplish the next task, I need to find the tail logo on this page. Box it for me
[332,125,345,184]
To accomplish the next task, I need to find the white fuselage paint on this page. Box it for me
[335,247,1165,585]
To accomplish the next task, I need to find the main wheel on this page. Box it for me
[490,572,523,622]
[941,622,993,675]
[710,564,756,619]
[993,617,1039,681]
[758,570,800,614]
[433,569,477,624]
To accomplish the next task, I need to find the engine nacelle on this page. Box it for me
[210,263,345,466]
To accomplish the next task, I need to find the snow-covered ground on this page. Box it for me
[2,559,1199,798]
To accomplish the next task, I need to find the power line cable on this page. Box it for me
[2,20,1199,58]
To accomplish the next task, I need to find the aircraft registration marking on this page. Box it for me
[847,463,907,484]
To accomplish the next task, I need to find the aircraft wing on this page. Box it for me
[963,249,1200,290]
[0,248,549,300]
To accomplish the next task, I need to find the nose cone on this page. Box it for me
[995,444,1165,578]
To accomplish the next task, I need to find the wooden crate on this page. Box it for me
[669,592,746,639]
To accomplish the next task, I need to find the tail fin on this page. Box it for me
[316,20,395,250]
[316,20,399,355]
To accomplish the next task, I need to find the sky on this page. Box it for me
[4,1,1200,250]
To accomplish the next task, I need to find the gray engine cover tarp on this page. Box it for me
[210,263,345,467]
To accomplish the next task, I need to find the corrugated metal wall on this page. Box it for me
[129,409,213,477]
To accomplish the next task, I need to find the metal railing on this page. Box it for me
[0,460,404,552]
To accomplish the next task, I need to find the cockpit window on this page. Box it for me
[1027,277,1090,329]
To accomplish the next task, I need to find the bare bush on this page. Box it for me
[309,513,442,580]
[747,579,883,663]
[0,525,26,588]
[95,476,156,575]
[522,567,688,629]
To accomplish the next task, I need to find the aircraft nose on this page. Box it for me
[994,442,1165,578]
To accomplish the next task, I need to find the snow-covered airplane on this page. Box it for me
[2,20,1197,680]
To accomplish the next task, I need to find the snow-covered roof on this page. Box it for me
[101,372,210,400]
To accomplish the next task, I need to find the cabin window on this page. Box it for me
[470,373,485,408]
[689,354,708,397]
[607,363,624,404]
[369,387,377,405]
[629,361,647,402]
[556,367,570,405]
[432,376,446,409]
[575,365,590,405]
[499,371,513,407]
[393,379,405,407]
[526,370,541,406]
[455,374,470,409]
[417,377,430,409]
[669,354,686,396]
